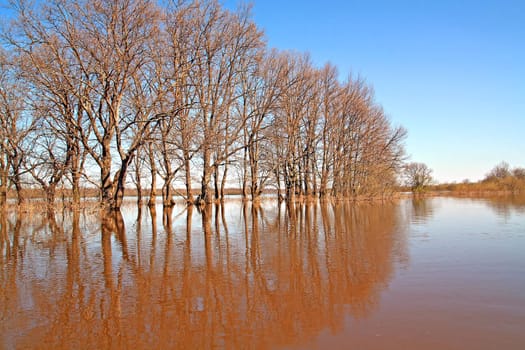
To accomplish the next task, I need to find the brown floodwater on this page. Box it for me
[1,196,524,349]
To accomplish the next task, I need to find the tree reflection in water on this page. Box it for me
[408,197,436,224]
[482,194,525,219]
[0,200,407,349]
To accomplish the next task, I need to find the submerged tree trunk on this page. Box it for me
[45,185,57,211]
[162,176,175,207]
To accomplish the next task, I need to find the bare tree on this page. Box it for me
[404,162,433,193]
[0,49,34,206]
[26,126,69,208]
[9,0,165,209]
[129,143,148,205]
[0,49,13,207]
[317,63,341,198]
[183,1,264,204]
[485,161,511,181]
[327,76,406,198]
[271,53,318,202]
[512,167,525,180]
[237,50,289,201]
[146,140,158,206]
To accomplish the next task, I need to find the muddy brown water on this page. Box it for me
[1,196,524,349]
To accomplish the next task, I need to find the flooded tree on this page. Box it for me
[272,53,315,202]
[7,0,164,210]
[182,1,264,204]
[129,144,147,205]
[0,50,13,207]
[1,0,407,207]
[317,63,341,199]
[0,49,34,206]
[403,162,433,193]
[239,50,291,201]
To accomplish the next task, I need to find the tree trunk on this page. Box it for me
[199,147,212,204]
[319,168,329,198]
[0,187,5,208]
[0,166,7,208]
[250,165,260,201]
[113,170,124,210]
[69,140,82,208]
[302,158,309,197]
[101,146,114,208]
[213,165,220,201]
[148,143,157,207]
[249,143,259,201]
[71,168,81,207]
[13,173,25,206]
[275,167,283,201]
[162,175,174,207]
[45,184,56,210]
[220,164,228,200]
[113,156,132,210]
[242,146,249,199]
[310,157,318,197]
[136,174,143,205]
[285,176,294,203]
[184,154,193,204]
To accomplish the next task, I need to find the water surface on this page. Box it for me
[1,196,524,349]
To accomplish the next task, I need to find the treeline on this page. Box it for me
[0,0,406,210]
[433,162,525,193]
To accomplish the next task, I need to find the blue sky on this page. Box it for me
[223,0,525,183]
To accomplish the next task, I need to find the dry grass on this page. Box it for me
[431,177,525,194]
